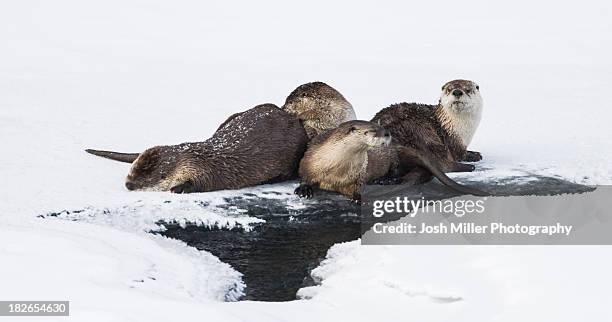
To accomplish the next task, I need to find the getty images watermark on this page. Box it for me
[361,185,612,245]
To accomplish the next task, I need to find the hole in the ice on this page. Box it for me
[156,194,361,302]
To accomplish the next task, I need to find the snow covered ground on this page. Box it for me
[1,0,611,321]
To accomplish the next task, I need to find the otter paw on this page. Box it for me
[170,181,195,194]
[464,151,483,162]
[294,184,314,198]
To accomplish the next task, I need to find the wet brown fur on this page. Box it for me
[298,121,392,200]
[91,104,308,193]
[297,121,487,201]
[371,80,482,184]
[372,102,465,169]
[282,82,356,139]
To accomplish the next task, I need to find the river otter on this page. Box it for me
[295,121,487,201]
[371,79,483,185]
[282,82,356,139]
[86,104,308,193]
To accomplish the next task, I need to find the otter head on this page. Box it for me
[306,120,391,188]
[438,79,483,146]
[283,82,357,139]
[439,79,482,112]
[124,146,181,191]
[332,121,391,152]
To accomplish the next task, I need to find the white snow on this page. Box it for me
[39,191,266,233]
[1,0,612,321]
[297,242,612,321]
[0,219,246,321]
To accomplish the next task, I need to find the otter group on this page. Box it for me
[86,80,486,200]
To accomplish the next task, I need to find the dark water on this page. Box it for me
[158,176,593,302]
[159,191,360,301]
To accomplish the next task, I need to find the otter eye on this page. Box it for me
[476,85,480,90]
[349,126,357,132]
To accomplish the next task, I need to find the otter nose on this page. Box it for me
[452,89,464,97]
[125,181,136,191]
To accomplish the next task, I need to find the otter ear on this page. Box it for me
[347,126,357,134]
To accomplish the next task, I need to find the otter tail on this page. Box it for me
[85,149,139,163]
[396,146,489,197]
